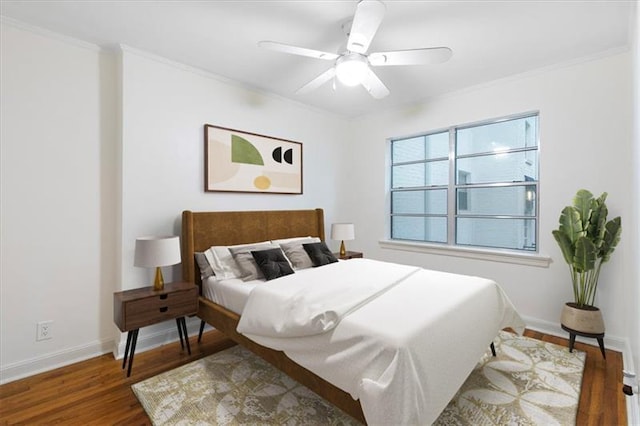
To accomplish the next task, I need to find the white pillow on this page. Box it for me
[279,237,321,270]
[204,241,271,280]
[271,236,313,245]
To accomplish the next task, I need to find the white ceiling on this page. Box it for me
[0,1,632,118]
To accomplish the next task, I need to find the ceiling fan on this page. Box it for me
[258,0,452,99]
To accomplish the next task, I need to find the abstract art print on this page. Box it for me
[205,125,303,194]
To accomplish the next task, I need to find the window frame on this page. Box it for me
[389,111,540,253]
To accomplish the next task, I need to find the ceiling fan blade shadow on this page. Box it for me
[347,0,386,54]
[361,68,389,99]
[296,67,336,95]
[258,41,338,60]
[369,47,452,66]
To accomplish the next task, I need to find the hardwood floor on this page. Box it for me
[0,329,627,425]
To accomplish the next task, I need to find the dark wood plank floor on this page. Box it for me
[0,329,627,425]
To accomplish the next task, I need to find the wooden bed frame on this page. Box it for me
[181,208,366,423]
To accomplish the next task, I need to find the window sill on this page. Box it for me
[378,239,552,268]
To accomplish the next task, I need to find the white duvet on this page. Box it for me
[237,258,525,425]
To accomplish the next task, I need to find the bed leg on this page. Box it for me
[490,342,496,357]
[198,320,206,343]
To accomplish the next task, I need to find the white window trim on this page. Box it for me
[378,239,552,268]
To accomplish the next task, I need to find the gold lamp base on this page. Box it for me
[339,240,346,256]
[153,267,164,291]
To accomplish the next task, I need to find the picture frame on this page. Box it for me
[204,124,303,194]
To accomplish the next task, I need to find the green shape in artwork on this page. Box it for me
[231,135,264,165]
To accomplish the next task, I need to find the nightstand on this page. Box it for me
[114,281,198,377]
[335,251,363,260]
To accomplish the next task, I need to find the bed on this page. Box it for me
[181,208,524,425]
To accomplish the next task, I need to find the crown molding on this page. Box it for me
[1,16,101,52]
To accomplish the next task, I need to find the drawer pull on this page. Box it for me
[160,294,168,300]
[159,307,168,313]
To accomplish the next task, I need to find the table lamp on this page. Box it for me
[331,223,355,256]
[134,236,181,291]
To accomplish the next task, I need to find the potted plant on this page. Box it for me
[552,189,621,334]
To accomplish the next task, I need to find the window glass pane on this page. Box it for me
[457,115,538,156]
[392,132,448,164]
[456,217,536,251]
[392,160,448,188]
[392,136,424,163]
[456,151,537,184]
[425,132,449,158]
[392,216,447,243]
[456,186,536,216]
[392,189,447,215]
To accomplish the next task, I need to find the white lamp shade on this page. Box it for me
[134,236,181,268]
[331,223,355,241]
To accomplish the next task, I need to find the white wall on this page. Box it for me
[348,52,635,355]
[0,22,118,381]
[117,47,351,351]
[631,0,640,379]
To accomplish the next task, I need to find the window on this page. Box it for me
[390,113,539,252]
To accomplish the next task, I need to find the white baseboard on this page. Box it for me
[522,315,640,426]
[0,317,203,385]
[0,338,114,385]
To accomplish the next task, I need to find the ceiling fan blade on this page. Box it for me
[296,67,336,95]
[361,68,389,99]
[369,47,453,66]
[258,41,338,60]
[347,0,386,54]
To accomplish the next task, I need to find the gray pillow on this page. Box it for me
[195,252,214,280]
[279,237,320,270]
[229,243,280,281]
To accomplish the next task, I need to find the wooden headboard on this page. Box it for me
[181,208,325,289]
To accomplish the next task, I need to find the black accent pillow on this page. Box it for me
[302,242,339,267]
[251,248,295,281]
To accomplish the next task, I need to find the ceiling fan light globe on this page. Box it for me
[335,55,369,86]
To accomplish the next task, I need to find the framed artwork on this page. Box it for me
[204,124,303,194]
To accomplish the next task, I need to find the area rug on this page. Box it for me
[132,331,585,425]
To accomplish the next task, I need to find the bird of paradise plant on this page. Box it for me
[552,189,621,308]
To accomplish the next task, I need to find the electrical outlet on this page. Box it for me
[623,370,638,395]
[36,320,53,341]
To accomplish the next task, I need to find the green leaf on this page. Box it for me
[552,230,574,265]
[587,198,607,247]
[558,206,584,244]
[573,237,596,273]
[601,217,622,262]
[573,189,593,231]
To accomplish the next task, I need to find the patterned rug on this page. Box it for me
[132,331,585,425]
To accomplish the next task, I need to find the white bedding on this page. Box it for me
[202,267,322,314]
[202,276,256,314]
[235,258,525,425]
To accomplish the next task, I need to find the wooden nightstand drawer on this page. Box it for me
[114,282,198,332]
[124,291,197,330]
